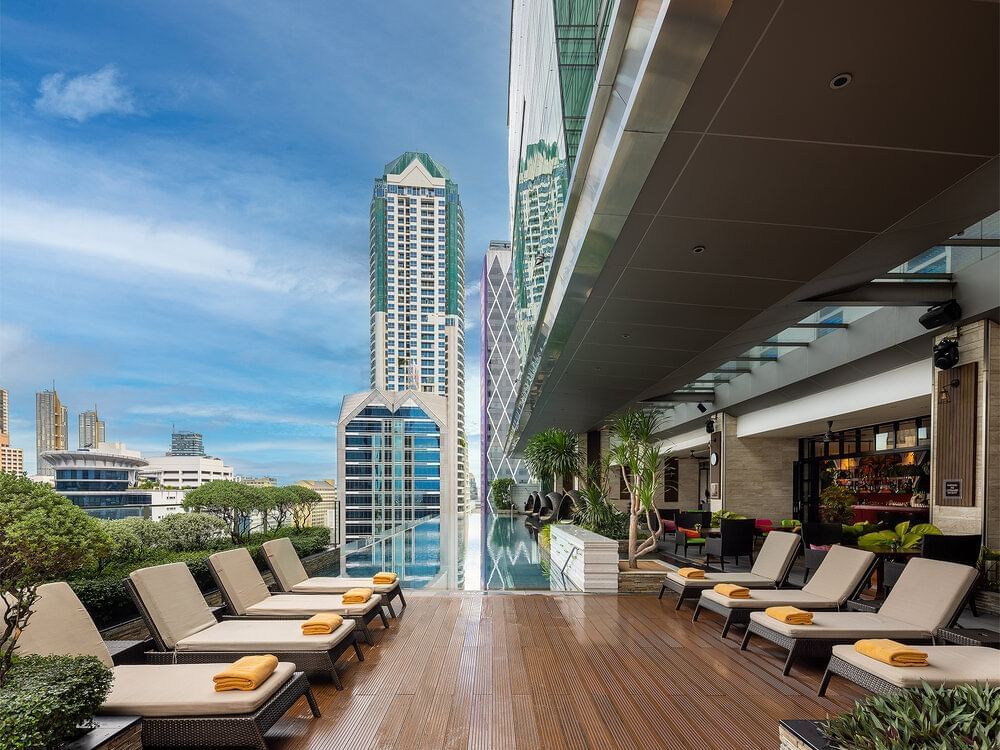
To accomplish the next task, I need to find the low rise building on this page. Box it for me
[296,479,338,536]
[41,447,150,519]
[235,475,277,488]
[140,454,233,488]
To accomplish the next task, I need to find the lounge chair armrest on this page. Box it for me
[845,599,880,613]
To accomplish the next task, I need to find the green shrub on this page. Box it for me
[0,654,112,749]
[822,682,1000,750]
[711,509,746,526]
[158,512,228,551]
[490,477,516,511]
[539,524,552,550]
[820,483,857,524]
[859,521,941,551]
[115,516,166,549]
[97,519,143,570]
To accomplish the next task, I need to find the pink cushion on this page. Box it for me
[663,520,677,532]
[809,544,832,551]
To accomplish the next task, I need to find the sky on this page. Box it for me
[0,1,510,484]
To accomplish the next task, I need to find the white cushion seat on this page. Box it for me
[701,588,842,609]
[103,662,297,717]
[830,644,1000,689]
[666,571,777,588]
[243,593,382,617]
[290,577,398,595]
[748,611,933,640]
[175,618,356,652]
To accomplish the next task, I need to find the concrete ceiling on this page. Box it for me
[513,0,999,446]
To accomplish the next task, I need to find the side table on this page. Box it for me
[936,627,1000,648]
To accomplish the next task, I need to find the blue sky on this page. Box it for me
[0,1,509,483]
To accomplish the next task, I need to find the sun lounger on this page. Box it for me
[819,644,1000,696]
[207,548,389,644]
[693,545,876,638]
[13,581,320,749]
[127,562,363,688]
[658,531,801,610]
[740,557,978,676]
[262,537,405,616]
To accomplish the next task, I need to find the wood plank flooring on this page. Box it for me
[269,592,866,750]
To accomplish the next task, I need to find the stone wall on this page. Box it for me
[721,413,798,522]
[674,456,701,512]
[930,319,993,539]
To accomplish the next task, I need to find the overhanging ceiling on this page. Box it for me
[510,0,1000,449]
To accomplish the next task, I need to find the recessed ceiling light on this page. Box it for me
[829,72,853,90]
[692,245,706,254]
[622,333,631,339]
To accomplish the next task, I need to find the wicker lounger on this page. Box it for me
[208,548,389,644]
[819,644,1000,696]
[14,582,321,749]
[740,558,978,676]
[692,546,876,638]
[658,531,801,610]
[127,563,364,689]
[262,537,405,617]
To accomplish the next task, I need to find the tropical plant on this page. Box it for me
[859,521,941,551]
[539,524,552,550]
[821,682,1000,750]
[489,477,516,512]
[158,512,228,551]
[574,462,629,539]
[0,654,113,749]
[286,484,323,530]
[841,521,879,544]
[820,483,857,524]
[0,475,110,683]
[183,480,264,543]
[523,427,581,492]
[711,509,746,526]
[606,409,668,568]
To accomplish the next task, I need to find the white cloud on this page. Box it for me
[128,402,335,427]
[35,65,136,122]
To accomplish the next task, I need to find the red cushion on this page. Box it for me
[755,519,773,529]
[809,544,832,551]
[663,520,677,532]
[678,527,701,539]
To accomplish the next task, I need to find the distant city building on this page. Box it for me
[369,152,466,512]
[467,473,479,512]
[168,430,205,456]
[140,454,233,488]
[235,475,277,488]
[296,479,338,538]
[147,488,188,520]
[35,388,68,476]
[78,407,106,449]
[41,447,150,519]
[97,441,142,458]
[480,242,534,510]
[0,388,25,476]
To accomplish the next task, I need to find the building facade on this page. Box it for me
[140,454,233,488]
[0,387,8,441]
[168,430,205,456]
[235,475,277,488]
[78,408,106,449]
[369,152,466,511]
[41,448,151,519]
[0,388,24,475]
[35,388,68,476]
[480,242,534,509]
[296,479,338,538]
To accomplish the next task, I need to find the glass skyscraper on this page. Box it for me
[35,388,68,476]
[168,429,205,456]
[78,407,106,449]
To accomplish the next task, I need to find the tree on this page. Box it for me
[523,427,581,493]
[489,477,515,511]
[606,410,671,569]
[261,486,297,530]
[158,512,228,551]
[183,480,263,544]
[95,519,143,572]
[0,474,111,683]
[286,485,322,531]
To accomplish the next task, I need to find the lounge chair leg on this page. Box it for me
[657,585,666,600]
[740,629,752,651]
[379,609,390,629]
[721,614,733,639]
[397,589,407,608]
[818,668,833,697]
[782,642,799,676]
[385,601,397,618]
[674,594,684,611]
[691,603,702,622]
[353,638,365,661]
[330,667,343,690]
[357,620,373,645]
[304,685,322,717]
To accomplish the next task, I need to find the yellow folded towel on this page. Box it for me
[373,571,398,584]
[301,612,344,635]
[677,567,705,579]
[713,583,751,599]
[765,606,813,625]
[342,587,373,604]
[854,639,928,666]
[213,654,278,692]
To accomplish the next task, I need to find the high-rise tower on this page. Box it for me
[35,387,68,475]
[168,429,205,456]
[78,407,106,449]
[369,152,466,510]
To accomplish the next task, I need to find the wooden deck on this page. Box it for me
[269,592,866,750]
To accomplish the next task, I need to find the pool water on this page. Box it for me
[481,514,551,590]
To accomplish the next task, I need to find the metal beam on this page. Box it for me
[643,392,715,403]
[732,356,779,362]
[942,238,999,247]
[789,322,848,329]
[804,280,955,306]
[877,272,953,280]
[761,341,810,347]
[708,368,752,374]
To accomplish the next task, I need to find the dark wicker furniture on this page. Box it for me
[801,523,843,582]
[704,518,756,570]
[935,627,1000,648]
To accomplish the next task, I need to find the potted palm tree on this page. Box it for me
[523,427,581,493]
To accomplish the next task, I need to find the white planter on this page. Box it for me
[550,524,619,592]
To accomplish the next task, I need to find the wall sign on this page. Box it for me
[942,479,963,502]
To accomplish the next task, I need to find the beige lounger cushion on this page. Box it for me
[9,582,114,668]
[748,611,932,640]
[176,618,355,652]
[103,662,297,717]
[130,563,219,649]
[262,538,309,590]
[291,577,398,595]
[878,558,978,632]
[666,571,776,588]
[700,588,841,609]
[800,545,875,602]
[749,531,800,581]
[209,548,273,615]
[831,644,999,688]
[244,593,382,617]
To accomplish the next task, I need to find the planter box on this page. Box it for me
[779,721,829,750]
[66,716,142,750]
[974,589,999,617]
[617,560,671,593]
[550,525,619,592]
